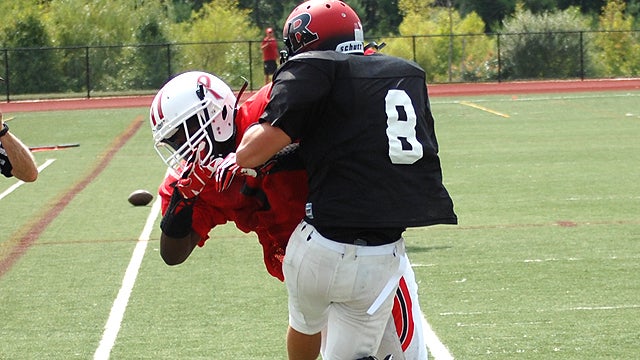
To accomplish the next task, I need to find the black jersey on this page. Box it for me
[261,51,457,229]
[0,142,13,178]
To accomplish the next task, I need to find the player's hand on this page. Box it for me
[214,152,257,192]
[175,142,222,199]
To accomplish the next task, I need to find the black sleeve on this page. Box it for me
[160,185,196,238]
[260,55,333,140]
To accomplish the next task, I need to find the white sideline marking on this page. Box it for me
[569,305,640,311]
[94,196,162,360]
[440,304,640,317]
[422,311,454,360]
[93,191,453,359]
[0,158,55,200]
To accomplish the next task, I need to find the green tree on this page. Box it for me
[361,0,403,36]
[389,1,494,82]
[456,0,612,32]
[44,0,169,92]
[238,0,402,37]
[170,0,206,22]
[457,0,515,32]
[557,0,607,13]
[2,9,61,94]
[627,0,640,23]
[593,0,640,76]
[500,5,593,79]
[238,0,295,31]
[120,11,174,90]
[170,0,261,88]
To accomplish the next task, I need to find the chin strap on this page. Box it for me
[234,77,249,114]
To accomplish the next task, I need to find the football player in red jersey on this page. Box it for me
[150,71,306,281]
[150,70,436,359]
[234,1,456,359]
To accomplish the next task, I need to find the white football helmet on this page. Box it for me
[149,71,237,175]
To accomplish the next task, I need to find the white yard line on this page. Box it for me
[0,159,55,200]
[93,191,454,360]
[440,304,640,318]
[422,311,455,360]
[94,196,161,360]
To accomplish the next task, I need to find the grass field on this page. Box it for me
[1,90,639,359]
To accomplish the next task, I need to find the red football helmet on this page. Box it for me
[283,0,364,57]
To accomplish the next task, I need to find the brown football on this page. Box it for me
[128,189,154,206]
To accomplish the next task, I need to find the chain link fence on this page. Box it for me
[2,30,639,102]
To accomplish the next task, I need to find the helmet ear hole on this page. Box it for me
[196,84,205,100]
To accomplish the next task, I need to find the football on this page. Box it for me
[127,189,154,206]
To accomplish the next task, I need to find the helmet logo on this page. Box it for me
[151,89,165,128]
[287,13,319,54]
[196,75,223,100]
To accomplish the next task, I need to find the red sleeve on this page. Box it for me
[235,84,272,143]
[234,85,310,281]
[158,172,262,248]
[191,180,263,246]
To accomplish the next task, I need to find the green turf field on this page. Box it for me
[1,90,639,359]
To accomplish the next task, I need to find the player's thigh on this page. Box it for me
[378,264,428,360]
[324,289,397,359]
[323,253,401,358]
[283,223,338,334]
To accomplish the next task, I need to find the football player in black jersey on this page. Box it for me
[235,1,457,359]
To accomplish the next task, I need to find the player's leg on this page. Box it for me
[282,222,328,359]
[296,221,406,359]
[376,254,428,360]
[323,244,404,358]
[286,327,321,360]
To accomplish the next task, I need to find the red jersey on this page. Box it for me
[159,84,308,281]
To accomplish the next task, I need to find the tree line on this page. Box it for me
[0,0,638,95]
[238,0,639,35]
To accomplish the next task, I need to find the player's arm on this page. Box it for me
[236,123,291,169]
[0,114,38,182]
[159,187,201,265]
[160,231,201,265]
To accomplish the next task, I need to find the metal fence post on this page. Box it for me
[3,49,8,102]
[248,40,254,91]
[85,46,91,99]
[166,43,172,78]
[497,34,502,83]
[448,0,453,82]
[579,31,585,80]
[412,36,417,63]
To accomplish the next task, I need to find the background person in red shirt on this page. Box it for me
[260,27,280,85]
